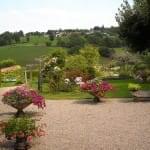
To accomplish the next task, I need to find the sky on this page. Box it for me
[0,0,133,33]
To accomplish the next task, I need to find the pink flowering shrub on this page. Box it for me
[80,80,113,98]
[2,86,46,109]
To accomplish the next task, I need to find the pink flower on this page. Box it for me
[27,136,33,142]
[2,86,46,109]
[80,80,113,97]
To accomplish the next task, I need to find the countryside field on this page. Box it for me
[0,45,64,65]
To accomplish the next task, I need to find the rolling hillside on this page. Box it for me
[0,45,64,66]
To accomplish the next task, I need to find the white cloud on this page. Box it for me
[0,8,117,33]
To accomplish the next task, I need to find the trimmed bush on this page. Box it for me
[128,83,141,91]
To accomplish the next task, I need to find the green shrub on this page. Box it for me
[0,59,16,69]
[128,83,141,91]
[98,47,115,58]
[42,49,66,92]
[59,80,75,92]
[4,117,35,138]
[15,80,24,85]
[134,63,150,82]
[45,41,51,47]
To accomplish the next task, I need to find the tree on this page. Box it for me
[47,30,55,41]
[13,32,21,43]
[65,55,89,80]
[42,49,66,92]
[57,33,86,54]
[80,45,99,65]
[0,32,13,46]
[116,0,150,52]
[98,47,115,58]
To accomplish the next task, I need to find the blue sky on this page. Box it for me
[0,0,133,33]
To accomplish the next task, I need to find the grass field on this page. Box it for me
[1,79,149,99]
[106,79,150,98]
[28,79,150,99]
[0,45,64,66]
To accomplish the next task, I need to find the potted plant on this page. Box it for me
[80,79,113,102]
[2,86,46,117]
[128,83,141,92]
[0,117,46,150]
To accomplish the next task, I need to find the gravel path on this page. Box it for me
[0,88,150,150]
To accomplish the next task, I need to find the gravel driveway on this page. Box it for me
[0,88,150,150]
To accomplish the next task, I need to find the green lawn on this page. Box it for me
[29,79,150,100]
[106,79,150,98]
[1,76,150,100]
[0,45,64,66]
[1,78,149,100]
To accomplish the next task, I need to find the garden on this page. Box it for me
[0,0,150,149]
[0,47,149,149]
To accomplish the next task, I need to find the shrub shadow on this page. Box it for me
[0,139,14,150]
[73,99,105,105]
[0,112,15,117]
[120,98,150,103]
[0,111,44,118]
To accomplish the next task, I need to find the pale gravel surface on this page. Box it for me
[0,87,150,150]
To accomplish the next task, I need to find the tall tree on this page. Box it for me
[116,0,150,53]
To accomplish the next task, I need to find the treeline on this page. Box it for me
[0,26,124,51]
[0,31,24,46]
[57,26,124,54]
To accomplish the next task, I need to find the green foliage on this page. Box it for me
[4,117,35,137]
[47,30,55,41]
[113,51,140,78]
[30,79,150,99]
[0,32,12,46]
[133,63,150,82]
[57,33,86,54]
[15,80,24,85]
[65,55,96,80]
[142,51,150,67]
[116,0,150,52]
[65,55,88,73]
[86,32,123,48]
[51,49,66,67]
[0,59,16,69]
[59,80,75,92]
[98,47,115,58]
[80,45,99,65]
[45,41,51,47]
[29,35,49,45]
[42,49,66,92]
[1,66,23,83]
[86,66,96,79]
[0,31,24,46]
[128,83,141,91]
